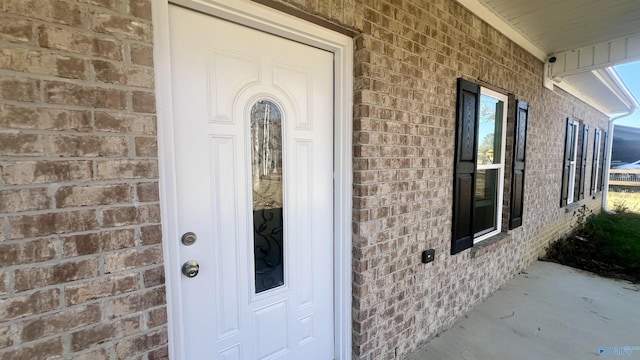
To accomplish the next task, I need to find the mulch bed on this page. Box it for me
[541,235,640,284]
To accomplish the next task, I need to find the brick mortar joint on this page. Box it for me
[0,40,138,66]
[0,155,160,162]
[0,249,158,272]
[0,97,155,115]
[0,316,165,353]
[0,3,153,28]
[0,225,160,249]
[0,179,159,191]
[0,129,154,139]
[0,267,163,305]
[0,68,156,92]
[0,202,161,218]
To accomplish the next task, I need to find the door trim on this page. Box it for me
[152,1,353,359]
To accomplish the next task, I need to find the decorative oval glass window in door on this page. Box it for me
[250,100,284,293]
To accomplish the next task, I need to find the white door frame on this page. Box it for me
[152,1,353,359]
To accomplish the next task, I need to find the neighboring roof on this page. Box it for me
[613,124,640,141]
[455,0,640,116]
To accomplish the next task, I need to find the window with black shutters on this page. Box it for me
[591,129,602,195]
[509,101,528,230]
[576,123,589,201]
[561,118,587,207]
[451,79,528,254]
[591,128,607,195]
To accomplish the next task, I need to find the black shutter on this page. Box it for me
[598,131,608,192]
[578,124,589,200]
[451,79,479,254]
[509,101,528,229]
[560,118,574,207]
[590,129,601,195]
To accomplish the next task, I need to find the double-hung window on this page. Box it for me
[451,79,528,254]
[565,119,579,204]
[474,88,507,242]
[561,118,588,206]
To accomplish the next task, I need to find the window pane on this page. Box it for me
[250,100,284,293]
[568,123,576,161]
[477,95,504,165]
[474,169,499,235]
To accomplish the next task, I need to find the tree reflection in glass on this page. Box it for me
[250,100,284,293]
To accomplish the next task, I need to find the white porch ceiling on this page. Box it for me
[456,0,640,115]
[476,0,640,54]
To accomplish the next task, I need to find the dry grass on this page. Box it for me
[607,191,640,213]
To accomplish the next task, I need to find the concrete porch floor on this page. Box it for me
[406,261,640,360]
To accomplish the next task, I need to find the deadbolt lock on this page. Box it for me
[181,232,197,246]
[182,260,199,278]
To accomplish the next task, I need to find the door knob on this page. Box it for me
[182,260,200,278]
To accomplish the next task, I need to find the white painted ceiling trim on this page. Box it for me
[455,0,546,60]
[550,34,640,78]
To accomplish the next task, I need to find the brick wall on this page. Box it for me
[265,1,608,359]
[0,0,611,359]
[0,1,167,359]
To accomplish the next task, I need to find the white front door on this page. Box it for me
[168,5,335,359]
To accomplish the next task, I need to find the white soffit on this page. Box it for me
[454,0,640,115]
[560,69,639,115]
[454,0,546,60]
[473,0,640,54]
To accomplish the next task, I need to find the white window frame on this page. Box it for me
[474,87,508,243]
[567,121,579,204]
[592,129,602,193]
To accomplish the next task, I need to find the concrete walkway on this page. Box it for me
[407,261,640,360]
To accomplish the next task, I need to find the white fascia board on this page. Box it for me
[592,67,640,110]
[454,0,547,61]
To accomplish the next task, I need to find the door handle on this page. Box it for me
[182,260,200,278]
